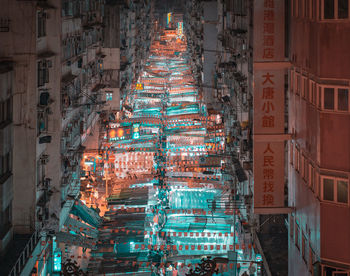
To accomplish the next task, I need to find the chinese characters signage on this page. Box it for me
[253,0,284,62]
[253,141,284,208]
[253,0,286,212]
[253,70,284,134]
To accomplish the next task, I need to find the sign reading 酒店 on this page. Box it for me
[253,0,288,213]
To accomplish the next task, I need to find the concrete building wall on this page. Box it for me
[203,1,218,105]
[0,0,38,234]
[0,65,14,253]
[43,2,63,233]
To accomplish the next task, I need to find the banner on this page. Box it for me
[253,0,287,213]
[253,0,285,62]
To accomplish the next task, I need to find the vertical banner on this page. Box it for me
[254,141,285,208]
[253,0,287,212]
[253,70,285,134]
[253,0,285,62]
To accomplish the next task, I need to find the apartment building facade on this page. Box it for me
[185,0,290,274]
[0,0,106,274]
[102,0,154,114]
[288,1,350,275]
[0,0,154,274]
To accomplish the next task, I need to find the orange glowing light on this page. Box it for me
[109,129,116,138]
[117,128,124,137]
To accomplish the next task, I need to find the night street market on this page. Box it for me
[2,1,350,275]
[77,28,260,275]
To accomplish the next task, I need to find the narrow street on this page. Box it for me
[80,29,260,275]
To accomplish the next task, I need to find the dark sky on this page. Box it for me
[155,0,185,13]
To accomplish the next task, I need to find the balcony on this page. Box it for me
[1,230,42,276]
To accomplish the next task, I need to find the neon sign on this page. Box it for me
[167,13,172,27]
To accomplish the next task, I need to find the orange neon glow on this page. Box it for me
[117,128,124,137]
[109,129,116,138]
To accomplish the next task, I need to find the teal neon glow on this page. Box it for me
[53,249,62,272]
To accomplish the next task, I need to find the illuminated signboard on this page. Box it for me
[132,124,140,139]
[53,249,62,272]
[136,83,144,90]
[177,22,183,35]
[167,12,172,27]
[109,123,121,128]
[109,127,132,141]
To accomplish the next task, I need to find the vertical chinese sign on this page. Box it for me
[253,0,287,213]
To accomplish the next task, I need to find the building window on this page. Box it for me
[0,97,12,126]
[339,0,349,18]
[309,164,315,191]
[290,215,295,240]
[290,142,294,166]
[0,152,11,178]
[338,88,349,111]
[0,205,12,238]
[37,11,46,38]
[322,176,349,204]
[323,178,335,201]
[62,0,73,17]
[37,61,50,87]
[309,81,317,105]
[106,92,113,101]
[322,87,349,112]
[322,266,349,275]
[295,222,300,249]
[37,111,48,136]
[323,0,349,19]
[324,0,335,18]
[324,88,335,110]
[337,180,349,203]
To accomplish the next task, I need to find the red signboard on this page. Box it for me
[253,70,285,135]
[253,0,285,62]
[253,141,285,208]
[253,0,287,213]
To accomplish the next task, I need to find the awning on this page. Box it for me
[61,72,77,85]
[55,232,96,249]
[70,200,102,228]
[37,1,56,9]
[37,50,56,59]
[64,216,98,239]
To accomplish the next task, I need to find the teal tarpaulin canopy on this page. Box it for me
[70,200,102,228]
